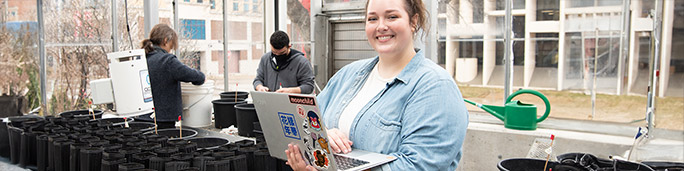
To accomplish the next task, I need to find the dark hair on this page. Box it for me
[365,0,429,37]
[141,24,178,53]
[269,30,290,50]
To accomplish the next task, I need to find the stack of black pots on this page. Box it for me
[2,108,290,171]
[213,91,262,137]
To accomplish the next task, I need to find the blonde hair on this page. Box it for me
[141,24,178,53]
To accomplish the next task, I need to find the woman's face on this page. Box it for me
[365,0,414,55]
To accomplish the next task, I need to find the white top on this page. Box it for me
[338,64,394,137]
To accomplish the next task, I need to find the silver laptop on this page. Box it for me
[251,91,397,171]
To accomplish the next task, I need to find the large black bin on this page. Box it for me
[235,103,259,137]
[59,109,104,119]
[219,91,249,100]
[212,99,246,129]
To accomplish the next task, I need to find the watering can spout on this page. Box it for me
[463,99,505,121]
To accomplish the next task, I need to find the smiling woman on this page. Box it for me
[285,0,470,170]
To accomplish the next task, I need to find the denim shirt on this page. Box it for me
[317,50,469,170]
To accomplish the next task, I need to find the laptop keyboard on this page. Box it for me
[334,154,370,170]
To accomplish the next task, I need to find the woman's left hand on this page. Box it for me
[286,143,317,171]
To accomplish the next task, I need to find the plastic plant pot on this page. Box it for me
[235,103,259,137]
[147,136,170,147]
[79,147,103,171]
[497,158,560,171]
[192,156,215,171]
[188,137,231,150]
[7,126,23,164]
[47,135,68,171]
[131,152,157,168]
[101,144,122,153]
[118,147,142,163]
[125,141,146,147]
[165,161,191,171]
[254,149,278,171]
[178,142,198,154]
[102,150,125,161]
[100,158,125,171]
[147,128,198,140]
[212,151,235,160]
[117,162,145,171]
[206,159,231,171]
[235,139,256,148]
[88,140,110,148]
[212,98,247,129]
[238,146,258,171]
[155,146,180,157]
[53,139,75,171]
[219,91,249,100]
[140,143,162,152]
[219,143,239,152]
[149,156,172,171]
[126,122,156,132]
[68,143,89,171]
[116,136,141,145]
[36,134,48,171]
[0,119,10,159]
[171,153,194,163]
[228,154,248,171]
[58,109,104,119]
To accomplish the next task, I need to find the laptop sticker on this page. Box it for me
[288,95,317,106]
[313,149,329,169]
[278,112,301,140]
[304,150,314,165]
[308,111,322,131]
[297,105,306,118]
[317,137,330,154]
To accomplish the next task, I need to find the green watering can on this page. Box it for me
[464,89,551,130]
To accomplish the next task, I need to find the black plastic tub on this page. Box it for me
[7,126,23,164]
[235,103,259,137]
[79,147,102,171]
[228,154,248,171]
[219,91,249,100]
[188,137,231,150]
[131,152,157,168]
[147,128,198,140]
[165,161,191,171]
[100,158,125,171]
[36,134,48,171]
[497,158,560,171]
[69,143,89,171]
[212,98,246,129]
[206,159,231,171]
[149,156,172,171]
[192,156,215,171]
[0,119,10,159]
[155,146,180,157]
[59,109,104,119]
[254,149,277,171]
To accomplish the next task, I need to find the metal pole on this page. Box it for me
[503,0,513,102]
[173,0,179,57]
[37,0,47,115]
[646,0,663,136]
[617,0,631,95]
[223,0,230,91]
[592,28,598,119]
[111,0,119,51]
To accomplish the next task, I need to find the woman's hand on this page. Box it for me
[256,85,270,92]
[285,144,317,171]
[327,128,353,154]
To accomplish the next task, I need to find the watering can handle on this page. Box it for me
[506,89,551,123]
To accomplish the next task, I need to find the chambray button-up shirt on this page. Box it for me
[317,50,469,171]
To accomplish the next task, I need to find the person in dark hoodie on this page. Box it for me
[141,24,205,129]
[253,30,315,94]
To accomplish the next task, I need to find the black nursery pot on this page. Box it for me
[79,147,103,171]
[254,149,278,171]
[7,126,23,164]
[149,128,198,140]
[212,98,246,129]
[219,91,249,100]
[58,109,104,119]
[188,137,231,150]
[235,103,259,137]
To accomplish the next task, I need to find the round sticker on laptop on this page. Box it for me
[313,149,329,169]
[297,105,306,118]
[308,111,321,131]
